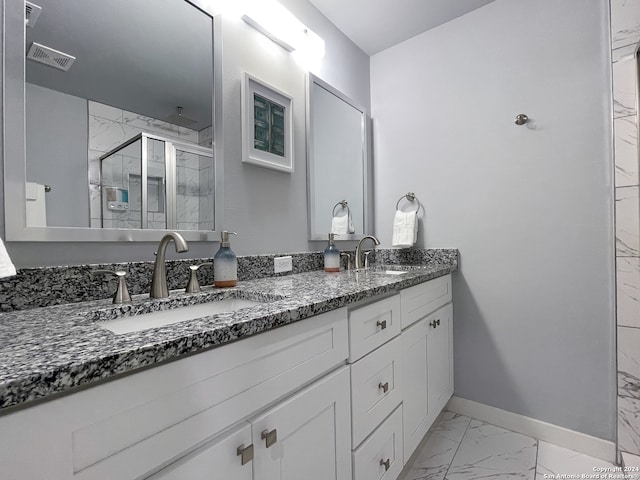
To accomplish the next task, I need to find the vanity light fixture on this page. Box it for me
[240,0,325,61]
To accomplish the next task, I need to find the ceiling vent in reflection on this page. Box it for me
[25,2,42,28]
[26,42,76,71]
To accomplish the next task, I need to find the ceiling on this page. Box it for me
[308,0,496,55]
[26,0,213,130]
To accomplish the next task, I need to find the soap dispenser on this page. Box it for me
[324,233,340,272]
[214,231,238,287]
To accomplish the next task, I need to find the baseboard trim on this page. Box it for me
[446,396,617,463]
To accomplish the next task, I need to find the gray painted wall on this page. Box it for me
[1,0,370,266]
[25,83,89,227]
[370,0,615,440]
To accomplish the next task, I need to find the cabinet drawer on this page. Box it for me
[349,294,401,362]
[350,336,402,448]
[400,274,451,329]
[71,308,349,480]
[352,406,403,480]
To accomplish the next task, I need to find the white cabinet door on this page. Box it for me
[401,317,429,463]
[427,303,453,414]
[147,423,252,480]
[252,366,352,480]
[401,303,453,463]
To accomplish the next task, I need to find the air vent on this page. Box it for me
[26,42,76,71]
[25,1,42,28]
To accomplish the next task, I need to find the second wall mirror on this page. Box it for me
[306,73,370,241]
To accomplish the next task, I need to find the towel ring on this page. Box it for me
[396,192,423,215]
[332,200,350,217]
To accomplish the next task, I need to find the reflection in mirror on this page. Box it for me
[6,0,218,240]
[307,74,369,241]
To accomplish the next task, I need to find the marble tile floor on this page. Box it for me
[398,411,623,480]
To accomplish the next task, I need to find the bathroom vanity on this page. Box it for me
[0,265,454,480]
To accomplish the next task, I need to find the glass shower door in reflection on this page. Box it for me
[174,145,215,231]
[99,132,213,230]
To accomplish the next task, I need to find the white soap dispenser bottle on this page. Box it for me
[214,231,238,288]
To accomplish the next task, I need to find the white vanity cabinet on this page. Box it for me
[0,272,455,480]
[347,294,404,480]
[250,366,351,480]
[150,367,352,480]
[0,308,350,480]
[400,275,454,463]
[147,423,253,480]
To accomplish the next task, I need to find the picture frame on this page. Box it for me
[241,72,294,173]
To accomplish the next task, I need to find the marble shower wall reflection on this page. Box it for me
[611,0,640,461]
[88,100,214,229]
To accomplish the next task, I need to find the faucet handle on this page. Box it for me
[186,262,212,294]
[92,269,132,304]
[340,252,352,271]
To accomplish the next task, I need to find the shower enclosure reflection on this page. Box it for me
[97,133,214,231]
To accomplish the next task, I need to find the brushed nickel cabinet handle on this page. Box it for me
[237,444,254,465]
[261,429,277,448]
[376,320,387,330]
[380,458,390,471]
[378,382,389,393]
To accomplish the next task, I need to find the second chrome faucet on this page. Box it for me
[150,232,189,299]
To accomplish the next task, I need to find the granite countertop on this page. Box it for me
[0,264,455,412]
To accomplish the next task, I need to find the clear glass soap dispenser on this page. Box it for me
[214,231,238,287]
[324,233,341,272]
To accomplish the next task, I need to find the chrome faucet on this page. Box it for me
[355,235,380,269]
[150,232,189,298]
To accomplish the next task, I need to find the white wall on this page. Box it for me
[218,3,370,255]
[371,0,615,440]
[1,0,370,265]
[25,83,89,227]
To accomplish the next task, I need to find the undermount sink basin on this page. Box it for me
[98,298,266,335]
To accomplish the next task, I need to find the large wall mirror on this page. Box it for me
[3,0,222,241]
[306,73,370,241]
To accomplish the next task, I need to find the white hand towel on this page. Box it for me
[0,237,16,278]
[392,210,418,248]
[331,215,349,235]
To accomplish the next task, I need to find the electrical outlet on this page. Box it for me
[274,256,293,273]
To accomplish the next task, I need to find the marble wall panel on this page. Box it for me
[615,116,639,187]
[618,257,640,329]
[619,326,640,454]
[616,186,640,256]
[614,58,638,119]
[612,0,640,50]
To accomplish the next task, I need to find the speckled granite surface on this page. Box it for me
[0,252,457,412]
[0,248,456,312]
[0,252,326,312]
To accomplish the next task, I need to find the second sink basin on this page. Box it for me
[94,293,275,335]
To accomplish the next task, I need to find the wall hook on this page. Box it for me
[514,114,529,125]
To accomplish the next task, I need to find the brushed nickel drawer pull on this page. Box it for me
[261,429,277,448]
[376,320,387,330]
[380,458,390,471]
[237,444,254,465]
[379,381,389,393]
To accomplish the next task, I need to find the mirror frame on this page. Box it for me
[306,73,371,241]
[2,0,224,242]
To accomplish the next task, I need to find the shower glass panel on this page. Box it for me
[175,146,215,231]
[99,133,212,230]
[101,136,142,229]
[145,138,167,229]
